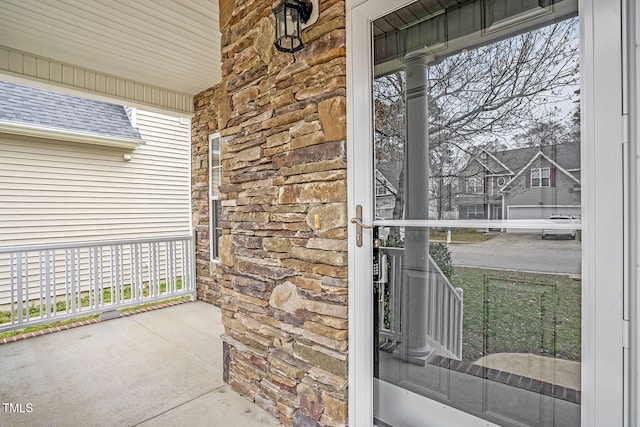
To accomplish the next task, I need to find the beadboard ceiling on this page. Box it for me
[0,0,221,113]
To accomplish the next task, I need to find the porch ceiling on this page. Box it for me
[0,0,221,114]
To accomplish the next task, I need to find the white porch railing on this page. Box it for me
[378,247,464,360]
[0,235,195,332]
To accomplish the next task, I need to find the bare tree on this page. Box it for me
[513,118,573,147]
[374,17,580,220]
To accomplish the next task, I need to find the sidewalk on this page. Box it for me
[0,301,281,427]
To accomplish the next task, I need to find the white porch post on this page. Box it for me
[399,55,434,363]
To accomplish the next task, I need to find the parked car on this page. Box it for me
[542,215,578,240]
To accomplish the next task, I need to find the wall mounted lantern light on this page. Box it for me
[273,0,318,54]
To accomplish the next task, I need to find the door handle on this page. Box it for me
[351,205,373,247]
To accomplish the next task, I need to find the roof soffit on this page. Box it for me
[0,0,221,113]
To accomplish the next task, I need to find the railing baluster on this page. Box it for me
[16,252,23,326]
[116,244,122,304]
[180,240,186,292]
[148,243,153,297]
[162,241,167,295]
[65,249,70,314]
[9,253,14,325]
[184,238,191,293]
[116,244,121,304]
[129,244,135,301]
[152,242,159,297]
[181,239,187,292]
[70,248,76,314]
[52,250,57,316]
[76,248,82,312]
[110,245,115,307]
[96,247,100,309]
[170,241,176,294]
[135,243,142,300]
[391,251,400,339]
[45,250,51,319]
[120,244,124,302]
[24,252,30,322]
[39,251,44,320]
[90,248,95,308]
[157,242,161,295]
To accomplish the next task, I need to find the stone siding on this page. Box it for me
[212,0,348,425]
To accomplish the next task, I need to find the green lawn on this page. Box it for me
[451,267,581,362]
[0,294,191,340]
[429,229,499,243]
[0,279,186,337]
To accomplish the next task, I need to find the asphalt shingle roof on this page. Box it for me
[492,142,581,173]
[0,80,143,141]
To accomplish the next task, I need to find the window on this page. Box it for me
[376,182,390,196]
[467,204,484,219]
[209,134,222,261]
[466,178,483,193]
[211,199,222,260]
[531,167,550,187]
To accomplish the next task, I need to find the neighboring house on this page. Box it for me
[375,162,440,220]
[0,80,193,306]
[454,142,581,221]
[374,167,398,219]
[0,80,192,246]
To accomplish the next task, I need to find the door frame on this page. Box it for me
[346,0,626,425]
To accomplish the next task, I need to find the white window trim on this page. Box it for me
[467,177,483,193]
[209,133,222,263]
[531,167,551,187]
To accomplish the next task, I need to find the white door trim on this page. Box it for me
[580,0,625,425]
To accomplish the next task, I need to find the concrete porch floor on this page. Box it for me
[0,301,281,427]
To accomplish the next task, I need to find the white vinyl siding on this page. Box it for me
[0,109,191,246]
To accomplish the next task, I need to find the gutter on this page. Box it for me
[0,119,145,149]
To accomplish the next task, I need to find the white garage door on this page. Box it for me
[508,205,581,220]
[507,205,581,232]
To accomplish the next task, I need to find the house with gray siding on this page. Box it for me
[455,142,581,221]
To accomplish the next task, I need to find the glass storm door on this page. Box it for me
[349,0,625,426]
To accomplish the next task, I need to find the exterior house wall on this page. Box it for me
[0,109,191,246]
[192,0,349,425]
[505,172,581,210]
[503,152,581,218]
[192,86,222,304]
[454,160,490,218]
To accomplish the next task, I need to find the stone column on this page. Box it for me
[398,55,434,364]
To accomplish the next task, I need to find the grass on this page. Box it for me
[0,278,188,338]
[451,266,581,362]
[0,314,101,340]
[429,229,500,243]
[0,294,192,340]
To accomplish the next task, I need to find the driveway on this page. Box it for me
[448,232,581,274]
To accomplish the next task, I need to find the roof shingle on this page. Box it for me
[0,80,143,142]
